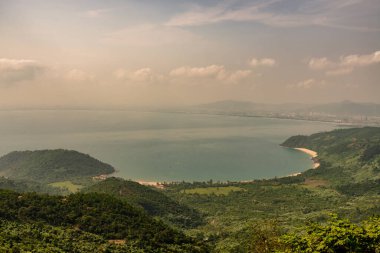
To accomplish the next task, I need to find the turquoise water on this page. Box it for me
[0,110,336,181]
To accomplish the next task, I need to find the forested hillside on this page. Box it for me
[165,127,380,251]
[282,127,380,186]
[0,220,143,252]
[0,149,114,183]
[82,177,204,228]
[0,189,209,252]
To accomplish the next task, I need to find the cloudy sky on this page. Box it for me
[0,0,379,107]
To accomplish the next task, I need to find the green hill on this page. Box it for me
[165,127,380,251]
[282,127,380,186]
[82,177,204,228]
[0,189,209,252]
[0,149,114,183]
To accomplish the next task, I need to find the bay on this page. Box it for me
[0,110,336,182]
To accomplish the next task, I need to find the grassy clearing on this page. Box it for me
[182,186,245,196]
[49,181,83,193]
[303,179,329,188]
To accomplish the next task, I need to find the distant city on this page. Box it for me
[163,100,380,127]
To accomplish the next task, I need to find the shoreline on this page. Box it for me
[95,148,321,187]
[294,147,320,169]
[137,180,165,189]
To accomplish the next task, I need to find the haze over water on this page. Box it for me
[0,110,336,182]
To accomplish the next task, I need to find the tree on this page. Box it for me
[281,214,380,253]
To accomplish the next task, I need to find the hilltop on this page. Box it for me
[282,127,380,186]
[0,149,114,184]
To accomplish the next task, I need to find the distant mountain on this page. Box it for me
[82,177,204,228]
[0,149,114,183]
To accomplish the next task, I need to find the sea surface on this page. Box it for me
[0,110,337,182]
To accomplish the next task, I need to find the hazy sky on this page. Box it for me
[0,0,379,107]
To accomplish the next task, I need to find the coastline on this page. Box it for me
[294,147,320,169]
[137,180,165,189]
[95,148,322,186]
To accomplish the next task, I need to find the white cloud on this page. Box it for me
[113,68,155,82]
[170,65,225,78]
[295,79,316,89]
[308,57,335,70]
[170,65,252,83]
[289,78,326,89]
[249,58,276,67]
[309,50,380,75]
[65,69,94,82]
[326,67,353,76]
[83,8,110,18]
[130,68,154,82]
[341,51,380,67]
[227,70,252,83]
[0,58,44,83]
[113,65,252,84]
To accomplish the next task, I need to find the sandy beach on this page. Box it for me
[137,181,165,189]
[294,148,320,168]
[294,148,317,158]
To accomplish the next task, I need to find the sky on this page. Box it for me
[0,0,379,108]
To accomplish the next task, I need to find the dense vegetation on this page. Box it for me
[0,189,209,252]
[164,127,380,251]
[0,176,68,195]
[0,220,143,252]
[0,149,114,184]
[281,215,380,252]
[82,177,204,228]
[282,127,380,186]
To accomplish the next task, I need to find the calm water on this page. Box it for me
[0,110,336,182]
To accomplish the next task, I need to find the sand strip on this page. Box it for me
[138,180,164,189]
[294,148,320,169]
